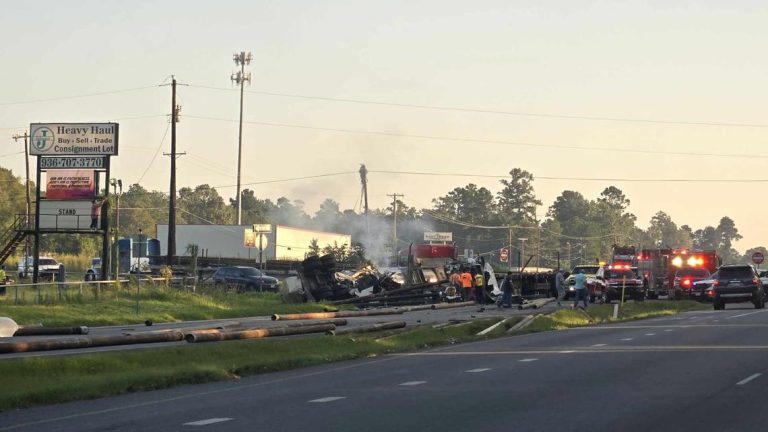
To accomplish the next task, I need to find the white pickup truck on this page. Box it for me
[17,256,61,281]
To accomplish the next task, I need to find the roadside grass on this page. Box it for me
[0,318,502,411]
[0,287,330,327]
[521,300,708,333]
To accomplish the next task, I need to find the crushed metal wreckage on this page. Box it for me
[297,254,447,305]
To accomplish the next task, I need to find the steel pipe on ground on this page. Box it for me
[185,323,336,343]
[271,309,403,321]
[327,321,406,336]
[0,331,184,354]
[430,301,476,310]
[14,326,89,336]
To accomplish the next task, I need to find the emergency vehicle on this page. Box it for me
[637,248,719,299]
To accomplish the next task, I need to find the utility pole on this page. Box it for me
[387,193,404,264]
[359,164,369,236]
[12,132,31,264]
[508,226,513,269]
[231,51,252,225]
[567,241,571,268]
[162,77,184,266]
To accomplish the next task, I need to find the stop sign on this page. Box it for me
[500,248,509,261]
[752,252,764,265]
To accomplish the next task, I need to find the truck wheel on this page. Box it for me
[714,300,725,310]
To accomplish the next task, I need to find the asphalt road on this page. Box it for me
[4,304,768,431]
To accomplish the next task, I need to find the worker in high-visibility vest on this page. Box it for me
[474,271,485,305]
[460,269,473,301]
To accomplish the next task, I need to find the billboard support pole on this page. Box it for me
[100,157,111,280]
[32,157,41,283]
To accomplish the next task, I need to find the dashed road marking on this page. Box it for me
[183,418,233,426]
[736,373,762,386]
[519,358,538,362]
[664,329,674,332]
[727,311,766,320]
[620,338,634,341]
[309,396,346,403]
[560,350,576,353]
[591,344,607,347]
[465,368,491,373]
[399,381,427,386]
[645,333,656,336]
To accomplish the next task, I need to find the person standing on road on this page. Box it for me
[500,271,513,308]
[474,271,485,305]
[573,269,588,309]
[449,270,462,298]
[555,268,566,307]
[460,268,473,301]
[90,199,103,230]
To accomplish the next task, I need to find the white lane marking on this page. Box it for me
[465,368,491,373]
[183,418,233,426]
[591,343,607,347]
[399,381,427,386]
[664,329,674,332]
[309,396,346,403]
[560,350,576,353]
[736,373,762,386]
[645,333,656,336]
[519,358,538,362]
[620,338,634,341]
[713,320,720,323]
[727,311,766,320]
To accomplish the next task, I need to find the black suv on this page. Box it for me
[709,265,765,310]
[212,266,279,292]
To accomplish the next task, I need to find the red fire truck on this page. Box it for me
[637,248,719,299]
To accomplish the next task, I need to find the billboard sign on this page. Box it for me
[424,232,452,242]
[41,156,106,170]
[39,200,98,230]
[46,170,95,199]
[253,224,272,233]
[30,123,118,155]
[244,229,256,248]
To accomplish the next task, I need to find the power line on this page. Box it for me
[212,171,357,189]
[185,84,768,129]
[184,114,768,160]
[369,169,768,183]
[136,122,171,184]
[0,85,158,107]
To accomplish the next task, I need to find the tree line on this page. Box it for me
[0,165,755,267]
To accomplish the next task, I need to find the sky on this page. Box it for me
[1,0,768,252]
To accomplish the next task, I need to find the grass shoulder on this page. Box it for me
[0,286,333,327]
[520,300,708,334]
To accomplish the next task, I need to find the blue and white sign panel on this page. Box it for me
[30,123,119,156]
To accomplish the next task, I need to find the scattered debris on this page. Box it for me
[327,321,406,336]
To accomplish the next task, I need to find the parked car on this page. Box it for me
[212,266,279,292]
[17,256,61,281]
[673,267,711,299]
[758,269,768,287]
[603,266,645,303]
[709,265,765,310]
[565,265,605,303]
[84,257,101,281]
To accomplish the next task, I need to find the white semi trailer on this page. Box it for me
[155,224,351,263]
